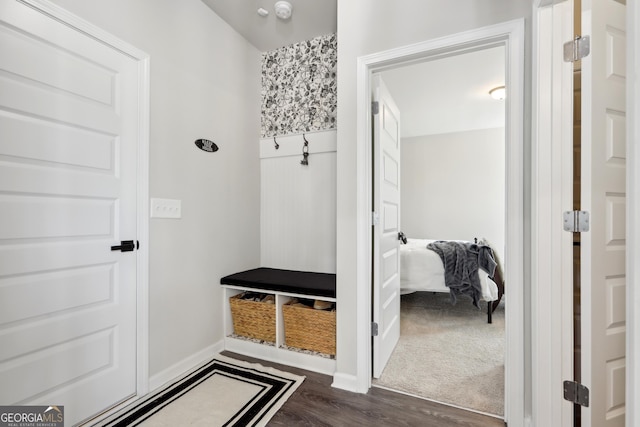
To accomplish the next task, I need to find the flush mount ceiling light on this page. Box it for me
[489,85,506,100]
[274,1,293,20]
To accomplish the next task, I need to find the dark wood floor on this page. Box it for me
[222,352,505,427]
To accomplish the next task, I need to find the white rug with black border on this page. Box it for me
[97,355,304,427]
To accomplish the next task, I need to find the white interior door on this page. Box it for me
[372,75,401,378]
[581,0,627,425]
[0,2,141,424]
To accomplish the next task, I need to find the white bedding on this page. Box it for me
[400,238,499,302]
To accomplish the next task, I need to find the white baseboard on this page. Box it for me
[331,372,361,393]
[148,340,224,392]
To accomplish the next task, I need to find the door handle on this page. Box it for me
[398,231,407,244]
[111,240,136,252]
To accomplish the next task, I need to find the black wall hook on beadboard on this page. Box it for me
[273,136,279,150]
[301,133,309,166]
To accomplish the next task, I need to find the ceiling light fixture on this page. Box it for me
[489,86,506,100]
[274,1,293,20]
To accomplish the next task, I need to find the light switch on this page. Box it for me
[151,198,181,219]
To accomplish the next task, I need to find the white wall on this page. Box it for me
[335,0,531,401]
[401,128,506,257]
[49,0,261,379]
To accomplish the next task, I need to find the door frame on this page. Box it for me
[629,1,640,425]
[530,1,575,426]
[355,19,525,424]
[23,0,151,405]
[533,0,640,426]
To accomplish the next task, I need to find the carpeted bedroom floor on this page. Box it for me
[373,291,505,416]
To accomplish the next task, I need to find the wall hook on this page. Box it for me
[273,136,279,150]
[301,133,309,166]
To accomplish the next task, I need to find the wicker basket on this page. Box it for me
[283,301,336,355]
[229,293,276,343]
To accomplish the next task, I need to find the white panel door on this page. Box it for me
[581,0,627,425]
[372,75,401,378]
[0,2,140,425]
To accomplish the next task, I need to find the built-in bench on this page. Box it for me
[220,267,336,298]
[219,267,337,375]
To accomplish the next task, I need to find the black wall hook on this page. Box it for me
[273,136,279,150]
[301,133,309,166]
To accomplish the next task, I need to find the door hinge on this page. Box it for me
[563,210,590,232]
[372,101,379,115]
[563,35,590,62]
[563,380,590,407]
[372,211,379,226]
[371,322,379,337]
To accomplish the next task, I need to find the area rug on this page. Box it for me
[97,355,304,427]
[372,292,505,416]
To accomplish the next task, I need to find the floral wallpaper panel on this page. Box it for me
[261,33,337,138]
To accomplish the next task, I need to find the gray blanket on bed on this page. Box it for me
[426,240,497,308]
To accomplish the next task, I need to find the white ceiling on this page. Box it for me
[380,46,506,138]
[200,0,337,52]
[201,1,505,138]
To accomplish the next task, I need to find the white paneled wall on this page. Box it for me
[260,130,336,273]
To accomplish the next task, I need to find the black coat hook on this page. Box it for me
[273,136,279,150]
[301,133,309,166]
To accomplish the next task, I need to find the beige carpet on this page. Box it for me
[373,291,505,416]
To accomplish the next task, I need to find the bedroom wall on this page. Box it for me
[335,0,532,399]
[49,0,261,380]
[259,35,338,273]
[401,128,506,258]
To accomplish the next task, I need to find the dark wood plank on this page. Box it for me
[222,352,505,427]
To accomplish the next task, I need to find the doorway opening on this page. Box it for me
[370,45,507,416]
[355,19,525,424]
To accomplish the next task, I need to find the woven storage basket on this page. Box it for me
[229,293,276,343]
[283,301,336,355]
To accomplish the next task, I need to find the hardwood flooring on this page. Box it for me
[222,352,505,427]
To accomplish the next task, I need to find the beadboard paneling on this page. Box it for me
[260,131,336,273]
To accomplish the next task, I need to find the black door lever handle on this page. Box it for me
[111,240,136,252]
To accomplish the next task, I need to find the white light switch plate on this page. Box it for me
[150,198,181,219]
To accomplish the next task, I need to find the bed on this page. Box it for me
[400,237,505,323]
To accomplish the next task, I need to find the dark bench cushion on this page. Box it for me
[220,267,336,298]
